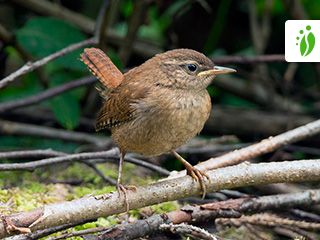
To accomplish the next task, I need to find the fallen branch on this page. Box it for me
[94,189,320,239]
[1,159,320,238]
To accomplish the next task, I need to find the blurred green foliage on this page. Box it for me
[0,0,319,173]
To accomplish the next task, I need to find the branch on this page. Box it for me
[0,149,118,171]
[0,38,96,89]
[118,0,149,65]
[213,54,285,65]
[0,0,110,89]
[90,189,320,240]
[11,0,162,58]
[0,76,96,113]
[170,118,320,178]
[0,149,65,159]
[0,148,170,176]
[0,119,109,146]
[1,159,320,238]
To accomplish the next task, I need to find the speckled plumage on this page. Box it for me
[81,48,235,204]
[95,49,214,156]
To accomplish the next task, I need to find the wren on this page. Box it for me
[81,48,235,207]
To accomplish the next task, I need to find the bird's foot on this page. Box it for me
[185,164,209,199]
[172,151,209,199]
[116,184,136,213]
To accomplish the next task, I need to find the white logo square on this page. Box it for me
[285,20,320,62]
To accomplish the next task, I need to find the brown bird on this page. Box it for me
[81,48,235,207]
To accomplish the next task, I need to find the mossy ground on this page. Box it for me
[0,162,179,239]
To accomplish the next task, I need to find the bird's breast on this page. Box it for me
[112,89,212,156]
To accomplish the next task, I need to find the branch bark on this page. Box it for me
[171,118,320,178]
[1,159,320,238]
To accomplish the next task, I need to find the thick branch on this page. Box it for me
[75,189,320,240]
[1,159,320,238]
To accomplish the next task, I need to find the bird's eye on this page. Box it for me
[186,64,197,72]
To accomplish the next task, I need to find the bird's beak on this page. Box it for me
[198,66,236,76]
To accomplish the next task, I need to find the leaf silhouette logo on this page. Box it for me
[297,25,315,57]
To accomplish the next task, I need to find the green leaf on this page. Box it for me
[48,71,82,130]
[16,17,86,71]
[50,93,80,130]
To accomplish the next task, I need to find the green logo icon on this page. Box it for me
[296,25,315,57]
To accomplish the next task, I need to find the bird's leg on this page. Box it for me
[117,150,130,213]
[172,151,209,199]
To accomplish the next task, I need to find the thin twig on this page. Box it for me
[171,118,320,179]
[118,0,148,65]
[216,213,320,230]
[0,38,96,89]
[0,149,170,177]
[0,119,109,146]
[0,149,118,171]
[0,149,65,159]
[0,76,96,113]
[0,0,110,89]
[83,161,117,185]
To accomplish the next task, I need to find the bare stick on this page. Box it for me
[170,119,320,179]
[0,38,96,89]
[0,76,96,113]
[0,149,169,177]
[0,0,110,89]
[83,161,117,185]
[216,213,320,230]
[0,149,65,159]
[0,119,109,146]
[0,149,118,171]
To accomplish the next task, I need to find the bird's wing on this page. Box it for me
[95,80,149,131]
